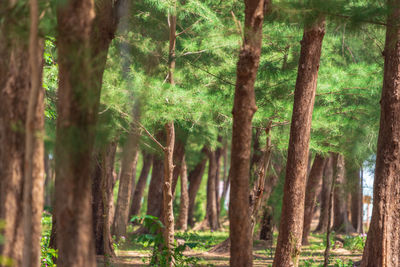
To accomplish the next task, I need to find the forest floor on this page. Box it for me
[97,228,363,267]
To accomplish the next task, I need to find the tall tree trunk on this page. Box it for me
[250,127,272,236]
[171,140,185,196]
[22,0,45,263]
[361,2,400,265]
[44,152,54,209]
[162,122,175,264]
[349,166,363,233]
[206,149,219,230]
[130,152,153,218]
[52,0,121,264]
[315,155,334,233]
[215,137,223,219]
[332,155,355,234]
[229,1,267,266]
[177,155,189,231]
[146,154,164,219]
[188,154,207,227]
[302,154,326,245]
[0,2,44,265]
[112,123,140,239]
[92,142,117,257]
[54,0,97,265]
[273,18,325,267]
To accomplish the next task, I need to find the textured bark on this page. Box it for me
[177,156,189,231]
[53,0,121,264]
[206,149,219,230]
[348,165,363,233]
[146,153,164,219]
[259,207,274,245]
[250,127,272,235]
[53,0,98,265]
[92,142,117,256]
[315,155,334,233]
[188,154,207,227]
[0,3,44,265]
[171,140,185,196]
[229,1,267,266]
[302,154,326,245]
[22,0,45,264]
[112,127,140,239]
[332,155,354,234]
[129,152,153,218]
[361,2,400,265]
[323,154,338,267]
[273,19,325,267]
[162,122,175,263]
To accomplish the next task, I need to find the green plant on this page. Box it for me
[334,258,354,267]
[40,232,58,267]
[131,215,199,266]
[343,234,367,252]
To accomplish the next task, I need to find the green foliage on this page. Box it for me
[343,234,367,251]
[131,215,200,266]
[40,213,57,267]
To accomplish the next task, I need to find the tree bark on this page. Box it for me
[302,154,326,245]
[273,18,325,267]
[215,137,223,219]
[361,2,400,265]
[206,149,219,231]
[162,122,175,264]
[188,154,207,227]
[349,166,363,233]
[92,142,117,257]
[54,0,97,265]
[0,2,44,265]
[146,153,164,219]
[332,155,355,234]
[229,1,267,266]
[177,155,189,231]
[171,140,185,196]
[112,125,140,239]
[129,152,153,218]
[315,155,334,233]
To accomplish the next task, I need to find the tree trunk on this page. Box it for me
[188,154,207,227]
[206,149,219,231]
[22,0,45,264]
[302,154,326,245]
[215,137,223,219]
[112,125,140,239]
[146,153,164,219]
[54,0,97,265]
[162,122,175,264]
[361,2,400,265]
[0,3,44,266]
[332,155,355,234]
[177,156,189,231]
[129,152,153,218]
[250,128,272,236]
[92,142,117,257]
[349,166,363,233]
[171,140,185,196]
[229,1,267,266]
[273,18,325,267]
[315,155,334,233]
[44,152,54,209]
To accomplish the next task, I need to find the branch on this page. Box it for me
[176,19,201,37]
[135,121,166,151]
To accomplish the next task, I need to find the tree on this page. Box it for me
[177,155,189,230]
[0,1,44,265]
[129,152,153,218]
[273,17,325,267]
[302,154,326,245]
[315,155,334,233]
[53,0,97,264]
[188,153,207,227]
[229,0,267,266]
[206,148,219,230]
[332,155,354,234]
[361,1,400,265]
